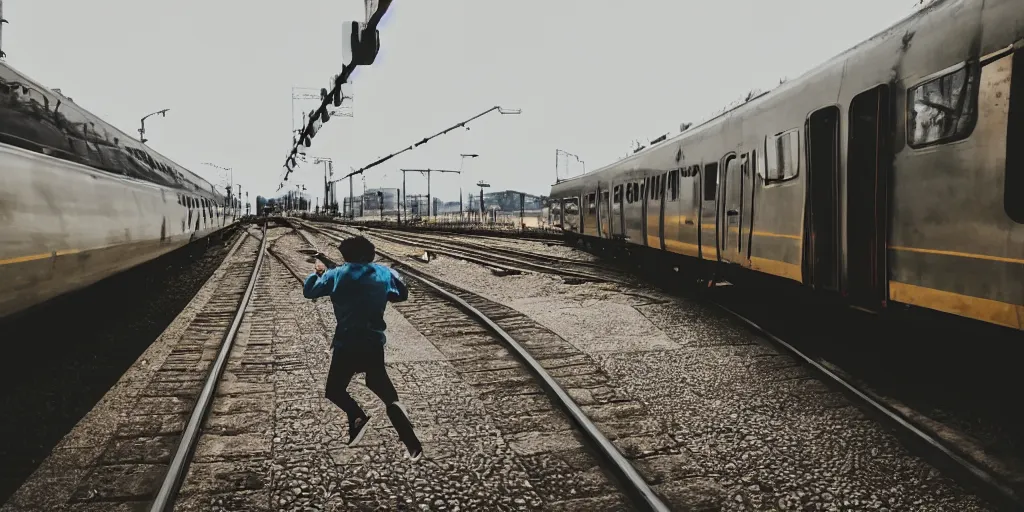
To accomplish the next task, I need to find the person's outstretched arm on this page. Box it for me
[304,263,337,299]
[387,267,409,303]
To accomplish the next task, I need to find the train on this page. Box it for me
[550,0,1023,331]
[0,60,238,320]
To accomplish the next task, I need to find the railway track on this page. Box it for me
[314,222,632,286]
[311,221,1023,511]
[359,225,609,269]
[290,221,672,511]
[147,224,267,512]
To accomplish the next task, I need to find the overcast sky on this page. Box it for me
[6,0,917,205]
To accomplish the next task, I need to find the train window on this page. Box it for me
[907,62,978,148]
[765,130,800,182]
[587,193,596,213]
[613,185,623,204]
[703,163,718,201]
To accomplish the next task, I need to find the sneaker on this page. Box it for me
[348,415,370,446]
[407,444,423,462]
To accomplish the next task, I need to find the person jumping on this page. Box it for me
[303,235,423,461]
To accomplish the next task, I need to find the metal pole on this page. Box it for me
[402,171,407,225]
[349,175,354,219]
[0,1,6,60]
[520,192,525,232]
[291,87,295,134]
[427,170,431,219]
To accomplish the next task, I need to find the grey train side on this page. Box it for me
[550,0,1024,331]
[0,60,238,320]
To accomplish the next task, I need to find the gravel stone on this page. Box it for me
[354,227,995,511]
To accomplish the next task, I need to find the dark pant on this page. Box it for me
[325,342,420,449]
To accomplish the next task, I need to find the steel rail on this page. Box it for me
[149,223,268,512]
[358,226,607,270]
[296,221,670,511]
[320,223,627,285]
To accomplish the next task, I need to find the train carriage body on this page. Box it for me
[0,61,238,320]
[550,0,1024,330]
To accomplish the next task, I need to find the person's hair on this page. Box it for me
[339,236,375,263]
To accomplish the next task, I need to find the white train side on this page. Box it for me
[0,61,237,319]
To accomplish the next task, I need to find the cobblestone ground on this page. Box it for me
[174,231,629,511]
[359,230,994,511]
[0,232,259,512]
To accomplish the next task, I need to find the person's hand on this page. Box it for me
[315,260,326,276]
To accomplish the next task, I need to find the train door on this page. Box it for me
[663,169,682,253]
[658,173,668,250]
[646,174,664,248]
[624,180,643,243]
[846,85,891,310]
[549,199,561,228]
[717,154,739,262]
[600,187,611,238]
[742,152,756,264]
[564,196,581,232]
[804,106,842,292]
[641,177,650,246]
[583,191,598,236]
[700,162,719,260]
[723,153,750,262]
[611,184,623,239]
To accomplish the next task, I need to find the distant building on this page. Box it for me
[466,190,546,212]
[343,188,400,217]
[276,190,312,211]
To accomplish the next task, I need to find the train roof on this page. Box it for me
[556,0,944,186]
[0,60,224,201]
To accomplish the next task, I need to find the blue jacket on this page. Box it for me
[303,263,409,348]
